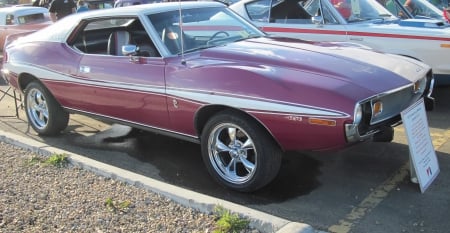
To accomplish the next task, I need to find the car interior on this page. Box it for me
[70,17,160,57]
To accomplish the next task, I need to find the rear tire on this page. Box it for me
[201,110,282,192]
[24,82,69,136]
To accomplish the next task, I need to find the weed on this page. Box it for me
[213,205,249,233]
[44,153,68,167]
[104,197,132,213]
[25,156,43,166]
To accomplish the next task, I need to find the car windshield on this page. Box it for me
[147,7,264,55]
[378,0,444,20]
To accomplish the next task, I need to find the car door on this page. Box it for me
[73,17,170,130]
[239,0,350,42]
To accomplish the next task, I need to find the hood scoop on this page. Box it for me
[398,19,447,28]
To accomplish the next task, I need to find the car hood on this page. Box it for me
[199,37,429,94]
[396,18,448,28]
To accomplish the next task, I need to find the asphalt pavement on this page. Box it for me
[1,81,450,233]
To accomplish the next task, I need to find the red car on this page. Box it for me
[0,6,51,51]
[2,2,434,191]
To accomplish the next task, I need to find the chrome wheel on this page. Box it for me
[26,88,49,130]
[24,82,69,136]
[208,123,257,184]
[201,110,282,192]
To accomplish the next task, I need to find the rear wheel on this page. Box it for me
[24,82,69,136]
[201,110,282,192]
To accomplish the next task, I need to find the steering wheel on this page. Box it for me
[210,31,230,41]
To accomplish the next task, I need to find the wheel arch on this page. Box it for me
[17,73,44,92]
[194,105,283,150]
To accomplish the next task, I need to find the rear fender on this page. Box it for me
[3,31,36,51]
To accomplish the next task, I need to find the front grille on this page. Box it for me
[357,75,428,136]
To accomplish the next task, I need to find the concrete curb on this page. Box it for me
[0,129,314,233]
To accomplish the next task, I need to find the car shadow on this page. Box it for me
[61,125,323,204]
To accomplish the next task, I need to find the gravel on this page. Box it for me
[0,141,258,233]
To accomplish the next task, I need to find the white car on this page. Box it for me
[231,0,450,84]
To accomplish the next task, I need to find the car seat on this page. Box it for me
[107,30,132,56]
[331,0,352,19]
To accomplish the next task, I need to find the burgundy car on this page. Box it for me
[1,2,434,192]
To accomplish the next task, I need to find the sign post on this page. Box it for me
[401,98,439,193]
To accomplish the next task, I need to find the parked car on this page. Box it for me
[85,0,113,9]
[230,0,450,85]
[2,2,434,192]
[0,6,51,51]
[114,0,160,8]
[378,0,445,20]
[0,0,18,8]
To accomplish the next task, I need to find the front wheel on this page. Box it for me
[24,82,69,136]
[201,110,282,192]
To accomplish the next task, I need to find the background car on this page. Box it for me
[85,0,113,9]
[0,6,51,51]
[2,2,434,192]
[230,0,450,85]
[0,0,18,7]
[114,0,160,8]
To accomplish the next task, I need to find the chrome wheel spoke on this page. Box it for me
[240,156,255,173]
[214,138,231,153]
[227,127,237,143]
[224,158,238,179]
[241,138,254,150]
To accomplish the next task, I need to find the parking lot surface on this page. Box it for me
[1,82,449,233]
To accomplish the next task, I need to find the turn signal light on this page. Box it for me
[308,118,336,126]
[413,80,421,93]
[372,101,383,117]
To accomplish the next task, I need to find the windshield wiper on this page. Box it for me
[184,44,215,53]
[233,34,262,42]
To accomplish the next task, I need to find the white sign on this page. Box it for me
[401,98,439,193]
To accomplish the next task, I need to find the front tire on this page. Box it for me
[201,110,282,192]
[24,82,69,136]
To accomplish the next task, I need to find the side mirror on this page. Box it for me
[311,16,323,24]
[122,44,138,56]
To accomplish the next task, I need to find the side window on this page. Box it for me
[17,13,45,24]
[270,0,312,23]
[304,0,339,24]
[245,0,271,22]
[68,17,160,57]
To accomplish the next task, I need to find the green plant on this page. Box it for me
[104,197,131,213]
[25,156,43,166]
[44,153,68,167]
[213,205,249,233]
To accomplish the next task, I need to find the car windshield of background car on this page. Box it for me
[380,0,444,20]
[324,0,397,22]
